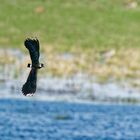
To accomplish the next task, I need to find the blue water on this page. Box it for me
[0,99,140,140]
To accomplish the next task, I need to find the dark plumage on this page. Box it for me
[22,38,44,96]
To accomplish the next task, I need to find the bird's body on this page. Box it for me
[22,38,43,96]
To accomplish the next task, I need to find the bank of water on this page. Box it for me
[0,48,140,104]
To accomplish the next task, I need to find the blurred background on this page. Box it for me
[1,0,140,103]
[0,0,140,139]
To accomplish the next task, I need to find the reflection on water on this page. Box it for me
[0,99,140,140]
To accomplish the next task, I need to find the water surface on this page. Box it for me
[0,99,140,140]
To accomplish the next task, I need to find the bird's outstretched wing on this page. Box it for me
[22,68,37,96]
[24,38,40,66]
[22,38,41,96]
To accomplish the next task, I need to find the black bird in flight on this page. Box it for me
[22,38,44,96]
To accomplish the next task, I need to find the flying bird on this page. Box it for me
[22,38,44,96]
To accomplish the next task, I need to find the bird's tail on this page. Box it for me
[22,68,38,96]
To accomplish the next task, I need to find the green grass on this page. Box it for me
[0,0,140,49]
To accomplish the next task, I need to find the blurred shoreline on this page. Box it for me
[0,48,140,104]
[1,75,140,104]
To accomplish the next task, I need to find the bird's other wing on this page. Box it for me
[24,38,40,65]
[22,68,38,96]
